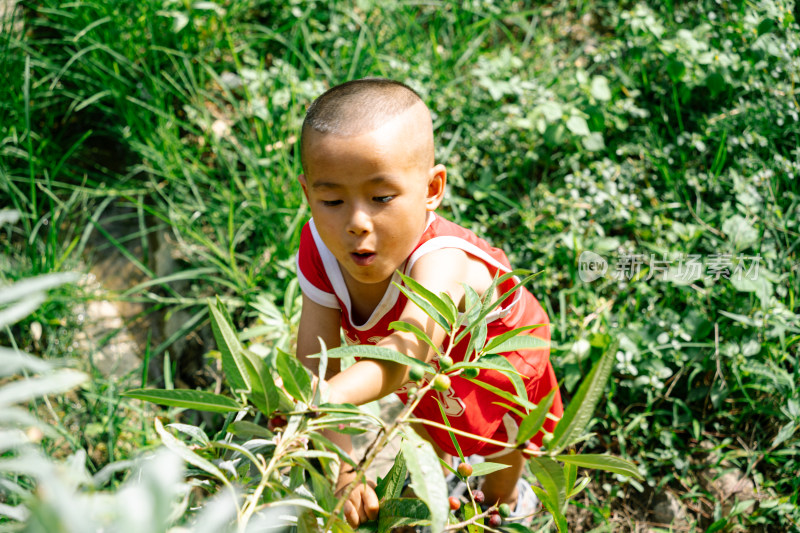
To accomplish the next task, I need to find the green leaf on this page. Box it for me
[208,298,250,393]
[375,451,407,501]
[590,75,612,101]
[481,324,546,354]
[434,398,465,462]
[454,270,538,345]
[0,370,87,408]
[377,498,430,533]
[582,132,605,151]
[398,272,457,331]
[241,349,279,416]
[470,461,511,477]
[483,333,549,355]
[463,499,481,533]
[532,485,567,533]
[555,454,643,480]
[389,321,441,357]
[666,58,685,82]
[463,376,535,411]
[321,345,435,374]
[401,431,448,533]
[455,284,482,330]
[564,460,577,498]
[566,116,590,136]
[528,457,566,513]
[227,420,274,439]
[394,283,450,332]
[465,319,487,362]
[516,388,557,445]
[550,339,618,453]
[450,355,527,402]
[123,388,242,413]
[155,418,230,486]
[276,348,311,403]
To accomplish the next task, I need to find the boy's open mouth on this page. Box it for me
[350,251,376,266]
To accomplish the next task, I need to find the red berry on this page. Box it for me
[488,513,502,527]
[473,490,485,504]
[449,496,461,511]
[432,374,451,391]
[337,423,346,431]
[457,462,473,477]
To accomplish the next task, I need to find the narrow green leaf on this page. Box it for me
[394,282,450,333]
[227,420,273,439]
[0,370,87,408]
[389,321,441,357]
[434,398,465,462]
[321,345,435,374]
[465,319,487,362]
[397,271,456,326]
[555,454,644,481]
[550,339,618,453]
[454,270,539,345]
[401,431,448,533]
[155,418,230,486]
[516,388,557,445]
[276,348,311,403]
[208,298,250,393]
[375,450,407,502]
[123,388,242,413]
[483,334,549,355]
[564,460,577,498]
[450,355,527,401]
[528,457,566,512]
[455,284,482,331]
[167,423,210,446]
[242,348,279,416]
[567,476,591,498]
[470,462,511,477]
[531,485,567,533]
[462,376,535,411]
[482,325,548,354]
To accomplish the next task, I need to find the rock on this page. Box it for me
[706,469,756,516]
[651,490,689,527]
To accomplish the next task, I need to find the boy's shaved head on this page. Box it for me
[300,78,434,172]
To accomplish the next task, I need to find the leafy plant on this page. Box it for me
[124,273,642,532]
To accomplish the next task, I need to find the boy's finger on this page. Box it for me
[364,484,380,521]
[343,500,359,528]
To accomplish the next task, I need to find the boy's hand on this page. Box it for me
[339,480,379,527]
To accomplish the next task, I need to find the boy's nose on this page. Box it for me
[346,206,372,236]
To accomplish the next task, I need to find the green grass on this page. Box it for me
[1,0,799,530]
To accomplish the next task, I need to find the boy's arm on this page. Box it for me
[326,248,473,406]
[296,293,342,379]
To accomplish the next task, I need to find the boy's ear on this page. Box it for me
[298,174,310,201]
[425,164,446,211]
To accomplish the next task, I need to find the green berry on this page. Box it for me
[439,355,454,370]
[542,433,554,448]
[432,374,451,391]
[409,365,424,382]
[463,367,479,379]
[498,503,511,518]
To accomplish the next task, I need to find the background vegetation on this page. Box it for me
[1,0,798,531]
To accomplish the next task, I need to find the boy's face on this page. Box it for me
[299,103,446,292]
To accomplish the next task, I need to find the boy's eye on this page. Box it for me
[373,196,394,204]
[321,200,342,207]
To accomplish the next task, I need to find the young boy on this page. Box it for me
[295,78,562,527]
